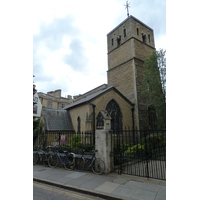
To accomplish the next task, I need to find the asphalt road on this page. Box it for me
[33,181,106,200]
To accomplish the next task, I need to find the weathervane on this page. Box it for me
[124,1,130,17]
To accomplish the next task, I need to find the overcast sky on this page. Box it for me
[33,0,166,98]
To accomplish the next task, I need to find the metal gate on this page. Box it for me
[111,127,166,180]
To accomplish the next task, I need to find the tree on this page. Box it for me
[33,75,37,105]
[33,75,39,143]
[157,49,166,100]
[142,49,166,128]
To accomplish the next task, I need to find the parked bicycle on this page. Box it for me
[33,146,53,167]
[48,145,75,170]
[75,149,105,175]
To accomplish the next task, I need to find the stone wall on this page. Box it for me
[107,59,135,103]
[134,39,155,61]
[107,39,134,70]
[107,16,157,129]
[68,89,133,133]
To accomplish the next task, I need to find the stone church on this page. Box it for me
[43,15,163,134]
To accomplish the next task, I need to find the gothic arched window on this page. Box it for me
[105,99,122,133]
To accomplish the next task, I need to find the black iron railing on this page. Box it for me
[111,127,166,180]
[37,130,95,154]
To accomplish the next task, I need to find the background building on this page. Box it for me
[33,92,42,119]
[38,89,73,110]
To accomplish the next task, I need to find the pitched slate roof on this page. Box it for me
[63,86,114,110]
[43,108,74,131]
[63,85,133,110]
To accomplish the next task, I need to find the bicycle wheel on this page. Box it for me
[64,154,75,170]
[33,152,38,165]
[75,156,85,171]
[42,153,49,167]
[48,154,58,168]
[91,158,105,175]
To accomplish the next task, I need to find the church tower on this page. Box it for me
[107,15,155,129]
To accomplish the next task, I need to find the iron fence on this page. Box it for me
[34,130,95,154]
[111,127,166,180]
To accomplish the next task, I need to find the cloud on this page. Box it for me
[62,38,88,72]
[33,15,89,91]
[34,15,78,50]
[33,0,166,96]
[133,0,166,36]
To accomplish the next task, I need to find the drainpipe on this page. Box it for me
[131,104,135,129]
[90,103,96,144]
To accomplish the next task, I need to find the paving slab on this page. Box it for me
[155,194,166,200]
[66,172,86,179]
[43,173,69,182]
[66,176,96,187]
[80,176,109,190]
[112,177,128,184]
[125,180,143,189]
[54,176,74,185]
[157,185,166,196]
[133,189,157,200]
[112,185,136,198]
[138,182,160,192]
[95,181,120,194]
[33,164,166,200]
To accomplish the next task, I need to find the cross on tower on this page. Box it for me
[124,1,130,17]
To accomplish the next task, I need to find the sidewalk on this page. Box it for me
[33,164,166,200]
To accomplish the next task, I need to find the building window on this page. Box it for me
[96,112,104,129]
[59,104,65,109]
[117,35,121,46]
[142,33,146,43]
[112,38,114,46]
[148,34,151,43]
[123,28,126,37]
[105,99,122,133]
[47,101,52,108]
[77,117,81,134]
[34,97,38,102]
[137,28,139,36]
[33,105,37,114]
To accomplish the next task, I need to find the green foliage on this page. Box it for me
[61,143,94,154]
[125,133,166,156]
[113,143,129,155]
[78,143,95,152]
[142,134,165,149]
[60,134,95,153]
[61,145,71,151]
[157,49,166,99]
[70,134,81,148]
[142,49,166,125]
[126,144,145,156]
[33,118,40,131]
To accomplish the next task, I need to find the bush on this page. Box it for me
[61,135,95,153]
[70,134,81,148]
[126,144,145,156]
